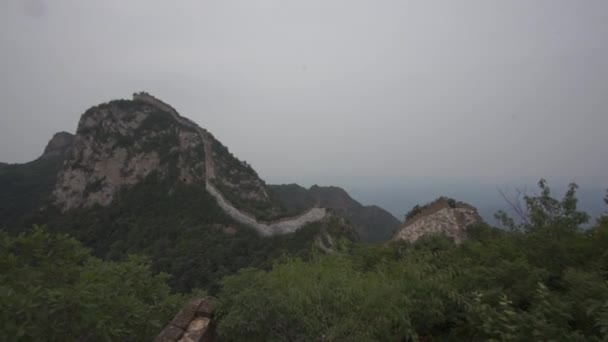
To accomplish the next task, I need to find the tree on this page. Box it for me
[0,227,186,341]
[495,179,589,231]
[216,254,417,341]
[405,204,421,221]
[215,181,608,340]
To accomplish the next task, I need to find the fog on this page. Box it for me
[1,0,607,217]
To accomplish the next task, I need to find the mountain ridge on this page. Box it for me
[0,92,360,293]
[269,183,400,242]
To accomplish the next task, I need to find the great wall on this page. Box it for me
[132,92,327,236]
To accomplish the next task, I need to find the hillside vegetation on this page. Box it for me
[24,174,355,294]
[0,156,64,228]
[1,95,607,340]
[0,96,358,295]
[2,177,608,340]
[216,181,608,341]
[0,227,187,341]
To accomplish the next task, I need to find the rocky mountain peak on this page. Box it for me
[393,197,483,243]
[41,131,74,159]
[53,96,207,210]
[51,92,327,235]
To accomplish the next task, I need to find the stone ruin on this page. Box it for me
[155,298,215,342]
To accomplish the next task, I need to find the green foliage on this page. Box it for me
[495,179,589,231]
[268,184,317,215]
[263,184,401,242]
[216,181,608,341]
[0,156,63,229]
[4,151,607,342]
[26,174,344,294]
[0,227,186,341]
[405,204,422,221]
[405,197,457,222]
[217,255,416,341]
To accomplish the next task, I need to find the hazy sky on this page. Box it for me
[1,0,607,198]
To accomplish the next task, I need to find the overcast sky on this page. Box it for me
[1,0,607,199]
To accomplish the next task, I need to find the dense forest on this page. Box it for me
[2,181,608,340]
[0,227,188,341]
[215,182,608,341]
[16,173,356,294]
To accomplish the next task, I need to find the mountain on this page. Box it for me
[0,134,69,228]
[0,92,357,292]
[393,197,483,243]
[50,92,327,233]
[269,184,400,242]
[41,131,74,159]
[0,131,77,228]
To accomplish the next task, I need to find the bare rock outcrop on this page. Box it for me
[393,197,482,243]
[53,99,206,210]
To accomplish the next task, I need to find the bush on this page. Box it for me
[0,227,186,341]
[215,181,608,340]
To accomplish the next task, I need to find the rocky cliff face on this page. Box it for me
[53,99,207,210]
[393,197,482,243]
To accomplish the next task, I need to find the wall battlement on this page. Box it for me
[133,92,178,115]
[155,298,215,342]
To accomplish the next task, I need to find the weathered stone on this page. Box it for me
[178,317,211,342]
[171,298,205,329]
[155,298,216,342]
[154,325,184,342]
[196,299,214,317]
[393,198,483,243]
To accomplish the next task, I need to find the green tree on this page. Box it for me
[495,179,589,231]
[216,253,421,341]
[215,180,608,340]
[0,227,186,341]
